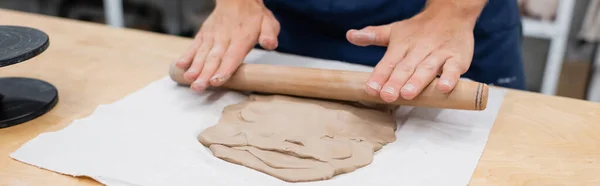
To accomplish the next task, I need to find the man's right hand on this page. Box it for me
[174,0,280,93]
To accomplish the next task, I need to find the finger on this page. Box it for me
[175,37,202,69]
[346,24,391,47]
[364,44,409,96]
[184,37,213,82]
[192,39,230,92]
[437,56,465,93]
[400,53,448,100]
[210,39,254,86]
[259,13,280,50]
[380,44,432,102]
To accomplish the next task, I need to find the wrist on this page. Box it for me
[418,0,487,29]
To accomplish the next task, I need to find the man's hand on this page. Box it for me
[175,0,279,93]
[346,0,486,102]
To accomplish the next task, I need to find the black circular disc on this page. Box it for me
[0,26,50,68]
[0,77,58,128]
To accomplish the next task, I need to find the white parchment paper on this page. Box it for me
[11,50,505,186]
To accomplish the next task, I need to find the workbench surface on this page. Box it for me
[1,9,599,186]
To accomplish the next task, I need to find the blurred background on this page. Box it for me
[1,0,599,102]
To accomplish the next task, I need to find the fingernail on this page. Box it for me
[210,74,228,84]
[382,86,395,95]
[191,78,207,91]
[184,70,198,81]
[367,81,381,91]
[352,31,375,41]
[402,83,415,92]
[175,58,187,67]
[259,36,272,45]
[440,79,452,87]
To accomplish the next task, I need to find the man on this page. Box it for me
[173,0,525,103]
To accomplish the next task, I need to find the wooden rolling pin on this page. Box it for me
[170,63,488,111]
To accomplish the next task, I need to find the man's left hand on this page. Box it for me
[346,7,480,102]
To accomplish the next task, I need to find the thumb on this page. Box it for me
[259,10,280,50]
[346,24,391,47]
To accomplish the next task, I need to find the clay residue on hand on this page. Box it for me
[198,95,397,182]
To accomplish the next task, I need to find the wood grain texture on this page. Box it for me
[170,63,489,110]
[0,9,599,186]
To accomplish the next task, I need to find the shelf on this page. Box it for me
[522,18,557,39]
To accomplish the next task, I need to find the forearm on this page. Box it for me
[421,0,488,28]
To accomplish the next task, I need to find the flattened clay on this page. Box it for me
[198,95,397,182]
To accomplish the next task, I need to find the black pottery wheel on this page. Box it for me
[0,26,49,67]
[0,25,58,128]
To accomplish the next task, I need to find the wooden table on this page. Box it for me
[1,9,599,186]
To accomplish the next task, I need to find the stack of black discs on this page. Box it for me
[0,26,58,128]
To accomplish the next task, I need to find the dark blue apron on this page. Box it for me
[261,0,526,90]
